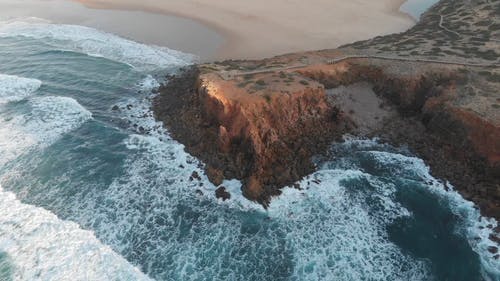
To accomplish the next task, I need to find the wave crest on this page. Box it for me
[0,21,195,70]
[0,74,41,104]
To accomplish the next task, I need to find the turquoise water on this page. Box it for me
[0,252,13,281]
[0,19,498,281]
[400,0,440,19]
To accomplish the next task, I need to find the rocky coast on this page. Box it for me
[153,0,499,221]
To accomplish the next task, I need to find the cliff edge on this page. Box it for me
[153,0,499,218]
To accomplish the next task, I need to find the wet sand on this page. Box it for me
[0,0,224,60]
[73,0,415,59]
[1,0,415,60]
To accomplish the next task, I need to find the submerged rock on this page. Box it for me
[215,186,231,201]
[487,246,498,254]
[190,171,201,181]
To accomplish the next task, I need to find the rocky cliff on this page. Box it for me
[153,67,346,205]
[153,0,499,218]
[295,59,499,217]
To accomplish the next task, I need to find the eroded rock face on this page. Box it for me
[153,60,499,217]
[298,60,500,170]
[297,60,499,217]
[153,67,344,205]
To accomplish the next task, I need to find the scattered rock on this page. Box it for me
[112,105,120,111]
[206,166,224,186]
[153,66,343,205]
[489,234,500,244]
[215,186,231,201]
[191,171,202,181]
[487,246,498,254]
[152,45,500,217]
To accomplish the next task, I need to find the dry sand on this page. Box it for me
[328,82,398,136]
[0,0,415,60]
[74,0,415,59]
[0,0,224,59]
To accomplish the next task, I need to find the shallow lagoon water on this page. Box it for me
[0,19,498,281]
[400,0,441,19]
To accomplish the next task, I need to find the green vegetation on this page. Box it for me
[479,71,500,83]
[238,80,254,88]
[263,94,272,103]
[244,74,255,80]
[256,80,267,86]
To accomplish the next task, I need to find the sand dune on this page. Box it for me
[75,0,415,59]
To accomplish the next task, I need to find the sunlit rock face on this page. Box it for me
[154,67,344,205]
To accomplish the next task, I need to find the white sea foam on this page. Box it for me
[370,151,500,278]
[116,90,260,211]
[0,96,92,167]
[0,21,195,70]
[55,92,426,280]
[84,92,496,280]
[0,74,41,104]
[28,96,92,143]
[0,184,152,281]
[332,139,500,279]
[268,169,429,281]
[137,75,161,92]
[2,67,493,280]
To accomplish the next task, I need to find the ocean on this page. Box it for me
[0,18,498,281]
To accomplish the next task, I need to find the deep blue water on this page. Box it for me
[0,19,498,281]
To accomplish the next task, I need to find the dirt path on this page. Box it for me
[219,55,499,80]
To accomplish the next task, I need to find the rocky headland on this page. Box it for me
[153,0,499,220]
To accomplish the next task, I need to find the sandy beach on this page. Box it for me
[74,0,415,59]
[0,0,224,59]
[0,0,416,59]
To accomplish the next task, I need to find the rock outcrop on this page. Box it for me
[152,0,499,218]
[153,66,345,205]
[296,59,499,217]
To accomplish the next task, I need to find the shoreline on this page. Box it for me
[150,0,499,220]
[0,0,224,60]
[72,0,415,60]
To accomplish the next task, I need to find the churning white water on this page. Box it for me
[0,18,497,281]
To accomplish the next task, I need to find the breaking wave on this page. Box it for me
[0,20,195,70]
[0,184,152,281]
[0,96,92,167]
[0,74,41,104]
